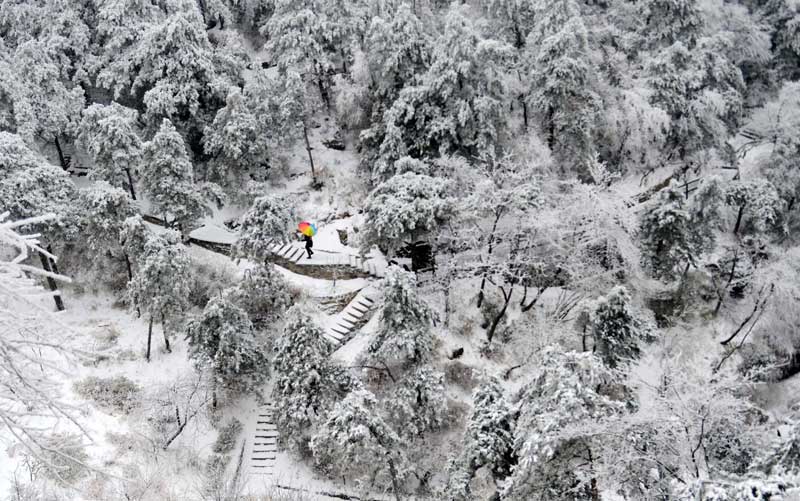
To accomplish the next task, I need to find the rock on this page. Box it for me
[336,229,348,246]
[322,131,345,150]
[449,347,464,360]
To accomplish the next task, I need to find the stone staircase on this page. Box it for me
[245,402,278,478]
[323,286,378,345]
[263,239,388,279]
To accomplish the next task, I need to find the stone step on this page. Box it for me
[255,431,279,438]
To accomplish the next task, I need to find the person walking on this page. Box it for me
[303,234,314,259]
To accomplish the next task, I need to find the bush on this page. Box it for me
[212,418,244,455]
[30,432,89,485]
[444,360,479,391]
[187,260,238,309]
[73,375,142,414]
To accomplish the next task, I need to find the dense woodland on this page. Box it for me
[3,0,800,499]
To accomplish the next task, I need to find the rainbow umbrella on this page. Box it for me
[298,221,317,237]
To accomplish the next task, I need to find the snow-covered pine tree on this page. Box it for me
[639,181,696,280]
[384,366,446,439]
[0,132,44,177]
[141,119,213,235]
[589,286,653,368]
[119,214,151,269]
[226,264,292,332]
[368,4,513,178]
[647,36,744,160]
[310,389,407,494]
[126,230,191,361]
[185,294,268,404]
[525,14,600,170]
[0,39,84,160]
[234,194,296,262]
[479,0,537,48]
[77,181,140,280]
[364,267,435,368]
[724,180,782,236]
[203,71,304,185]
[271,307,349,451]
[503,346,628,500]
[77,103,143,200]
[360,172,451,256]
[638,0,703,48]
[446,376,516,499]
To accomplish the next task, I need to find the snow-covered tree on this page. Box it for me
[77,182,140,280]
[0,213,92,479]
[126,230,191,362]
[203,71,303,185]
[271,308,349,451]
[226,264,292,332]
[141,119,216,234]
[234,194,296,262]
[384,366,446,439]
[0,131,44,177]
[724,180,782,236]
[0,39,84,166]
[589,286,653,368]
[503,346,628,500]
[365,267,435,368]
[77,103,143,200]
[310,389,407,493]
[479,0,537,48]
[119,214,151,267]
[639,181,703,280]
[95,0,244,125]
[647,37,744,160]
[185,295,268,404]
[368,5,513,176]
[360,172,451,256]
[638,0,703,48]
[446,376,516,498]
[524,7,600,169]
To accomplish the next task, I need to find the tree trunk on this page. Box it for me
[38,250,65,311]
[387,455,402,501]
[341,48,348,74]
[302,123,317,186]
[477,212,502,309]
[162,313,172,353]
[520,95,528,130]
[487,285,513,343]
[54,136,68,171]
[521,287,545,312]
[124,168,137,200]
[714,251,738,317]
[733,203,746,235]
[124,253,133,283]
[146,317,153,362]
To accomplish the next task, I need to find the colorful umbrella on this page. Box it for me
[298,221,317,237]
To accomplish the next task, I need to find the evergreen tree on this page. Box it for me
[234,194,296,262]
[365,267,435,367]
[724,180,782,236]
[589,286,653,368]
[647,37,744,160]
[0,132,44,178]
[271,308,349,451]
[446,376,516,499]
[310,389,407,493]
[370,5,513,176]
[226,264,292,332]
[185,295,268,403]
[77,103,143,200]
[360,172,451,256]
[525,14,600,169]
[119,214,151,267]
[638,0,703,48]
[384,366,447,439]
[77,182,140,279]
[639,181,696,280]
[126,231,191,362]
[503,346,627,500]
[479,0,537,48]
[141,119,213,234]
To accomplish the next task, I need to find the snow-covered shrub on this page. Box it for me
[212,418,243,455]
[73,376,142,415]
[444,360,480,391]
[26,433,89,485]
[227,264,292,332]
[186,259,238,308]
[384,366,447,439]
